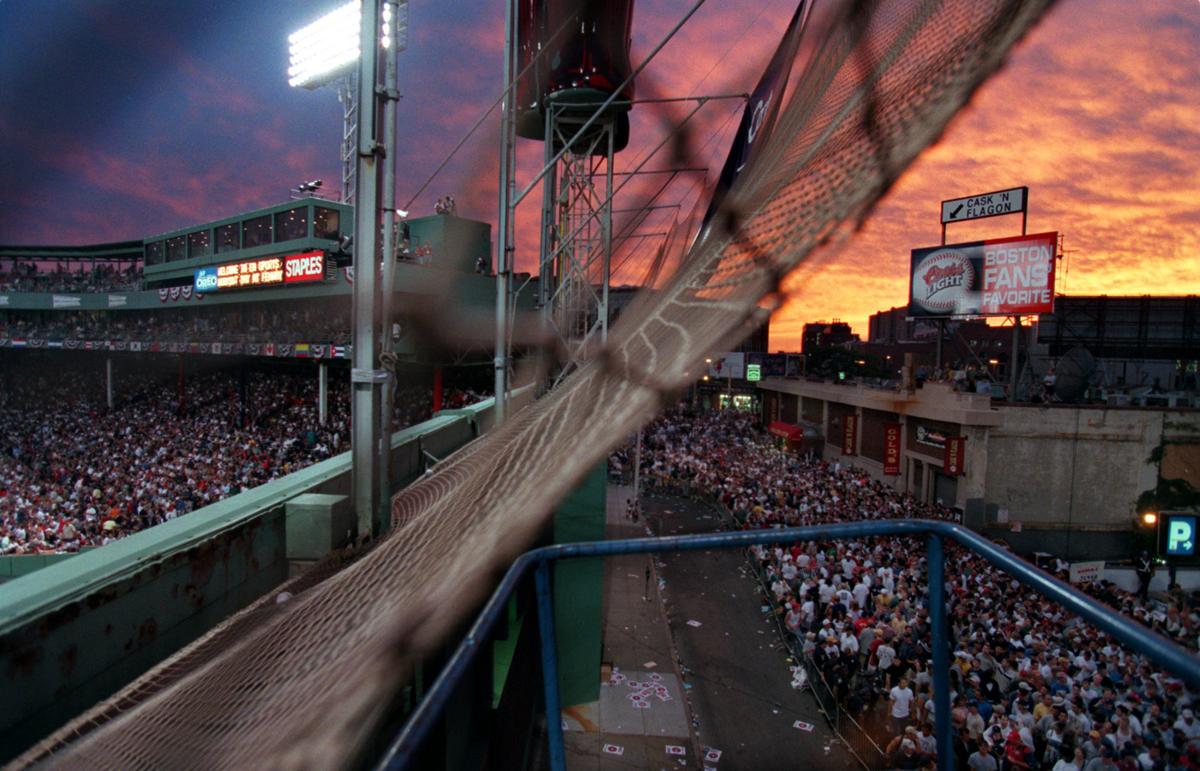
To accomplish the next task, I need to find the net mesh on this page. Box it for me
[14,0,1055,767]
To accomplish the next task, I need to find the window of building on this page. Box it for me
[216,223,239,253]
[165,236,186,262]
[273,207,308,242]
[145,241,164,265]
[313,207,340,240]
[242,215,272,248]
[188,230,211,259]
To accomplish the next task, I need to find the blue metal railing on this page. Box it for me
[376,520,1200,771]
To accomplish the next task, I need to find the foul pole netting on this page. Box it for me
[14,0,1054,767]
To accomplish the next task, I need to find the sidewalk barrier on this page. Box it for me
[376,519,1200,771]
[745,551,887,769]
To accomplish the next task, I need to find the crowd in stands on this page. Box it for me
[0,363,487,555]
[0,307,353,345]
[616,410,1200,770]
[0,263,142,293]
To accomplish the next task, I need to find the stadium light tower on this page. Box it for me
[288,0,408,205]
[290,0,407,539]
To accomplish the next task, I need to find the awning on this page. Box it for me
[767,421,805,441]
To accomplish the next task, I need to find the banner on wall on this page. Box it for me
[883,423,902,475]
[944,436,966,475]
[841,414,857,456]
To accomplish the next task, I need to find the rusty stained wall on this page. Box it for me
[0,509,287,761]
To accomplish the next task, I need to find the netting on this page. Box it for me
[13,0,1055,767]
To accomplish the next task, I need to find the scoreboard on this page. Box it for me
[195,250,327,293]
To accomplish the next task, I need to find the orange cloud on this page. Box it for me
[770,0,1200,349]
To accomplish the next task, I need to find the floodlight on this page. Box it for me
[288,1,393,89]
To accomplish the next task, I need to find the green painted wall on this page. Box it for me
[0,551,92,580]
[0,394,527,765]
[552,462,606,707]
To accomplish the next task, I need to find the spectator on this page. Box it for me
[616,410,1198,770]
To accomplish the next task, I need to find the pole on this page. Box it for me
[935,320,944,373]
[105,357,113,411]
[927,533,952,771]
[1009,316,1021,401]
[493,0,516,424]
[350,0,385,540]
[600,120,614,345]
[319,362,328,426]
[378,0,400,515]
[535,560,566,771]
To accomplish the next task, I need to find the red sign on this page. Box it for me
[908,232,1057,318]
[884,423,902,475]
[944,436,966,476]
[284,250,325,283]
[842,414,857,456]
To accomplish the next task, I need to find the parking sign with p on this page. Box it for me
[1161,514,1197,558]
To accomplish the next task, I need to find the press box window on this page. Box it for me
[165,236,186,262]
[188,230,211,259]
[216,223,240,253]
[313,207,340,240]
[274,207,307,242]
[145,241,164,265]
[242,215,272,248]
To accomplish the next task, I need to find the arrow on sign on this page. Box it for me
[949,203,964,219]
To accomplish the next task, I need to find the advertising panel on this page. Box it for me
[944,436,966,476]
[841,414,857,456]
[194,251,325,293]
[708,352,745,380]
[883,423,902,475]
[908,232,1057,318]
[1068,561,1105,584]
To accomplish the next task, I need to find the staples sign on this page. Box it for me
[284,251,325,284]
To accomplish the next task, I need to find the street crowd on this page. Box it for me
[0,361,486,555]
[616,410,1200,770]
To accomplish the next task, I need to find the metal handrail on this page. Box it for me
[377,519,1200,771]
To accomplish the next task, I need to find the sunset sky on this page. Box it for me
[1,0,1197,350]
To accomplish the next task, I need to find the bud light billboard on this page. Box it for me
[194,267,219,293]
[907,232,1057,318]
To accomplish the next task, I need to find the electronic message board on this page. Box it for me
[195,251,326,293]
